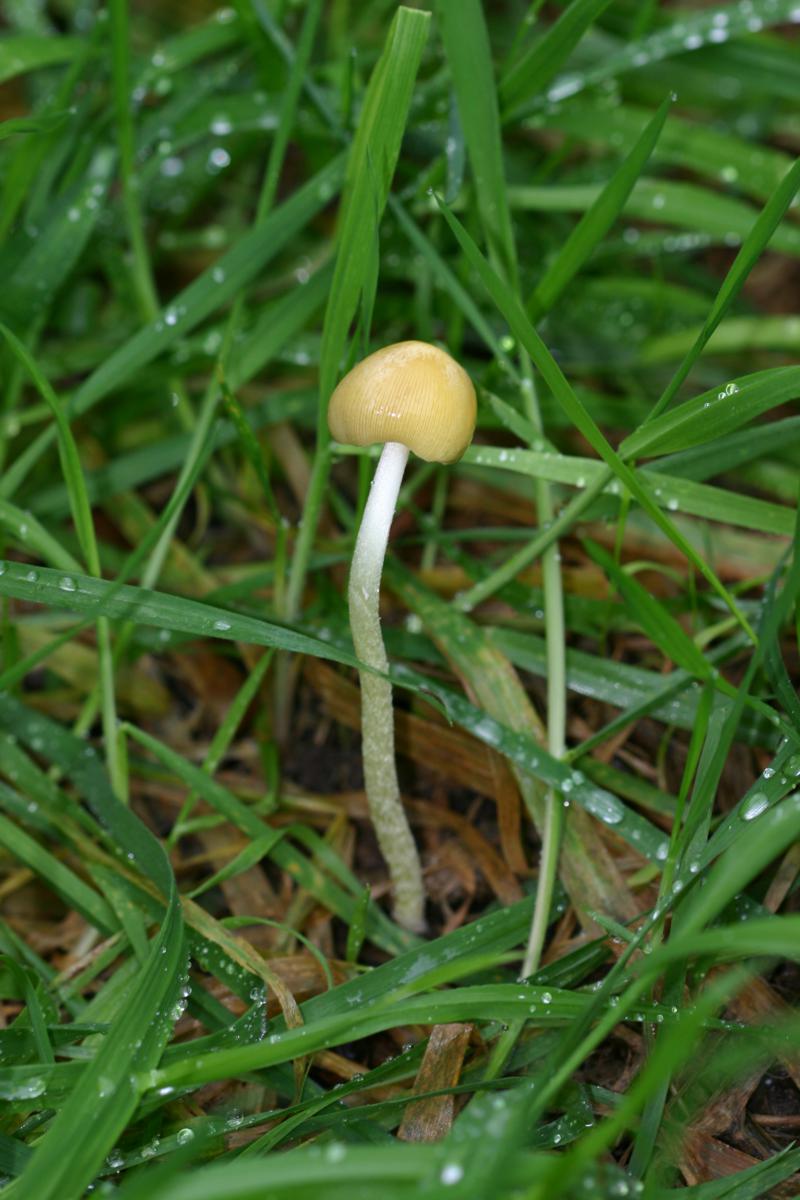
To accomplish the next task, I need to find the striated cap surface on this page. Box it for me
[327,340,476,464]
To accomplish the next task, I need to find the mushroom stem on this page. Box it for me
[348,440,425,932]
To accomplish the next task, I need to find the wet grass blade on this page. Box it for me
[0,155,346,501]
[650,155,800,420]
[436,196,756,641]
[528,95,670,318]
[0,561,360,668]
[499,0,614,116]
[623,366,800,457]
[438,0,516,282]
[0,697,186,1200]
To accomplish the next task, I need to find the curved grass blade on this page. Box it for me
[623,366,800,457]
[0,560,359,668]
[521,0,800,115]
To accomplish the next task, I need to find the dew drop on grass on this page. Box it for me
[546,75,582,103]
[23,570,38,583]
[210,115,232,136]
[212,619,231,632]
[207,147,231,173]
[441,1164,464,1185]
[176,1128,194,1145]
[587,794,625,825]
[0,562,5,576]
[59,576,77,592]
[742,792,769,821]
[161,157,184,178]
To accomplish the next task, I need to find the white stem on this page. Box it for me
[348,440,425,932]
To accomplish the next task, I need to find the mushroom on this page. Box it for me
[328,340,476,931]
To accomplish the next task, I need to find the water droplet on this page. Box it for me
[210,115,232,136]
[176,1128,194,1145]
[786,754,800,777]
[546,75,582,103]
[207,147,231,173]
[441,1164,464,1185]
[587,794,625,825]
[742,792,769,821]
[59,576,77,592]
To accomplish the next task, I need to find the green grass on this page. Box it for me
[1,1,800,1197]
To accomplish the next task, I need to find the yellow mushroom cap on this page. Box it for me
[327,340,476,464]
